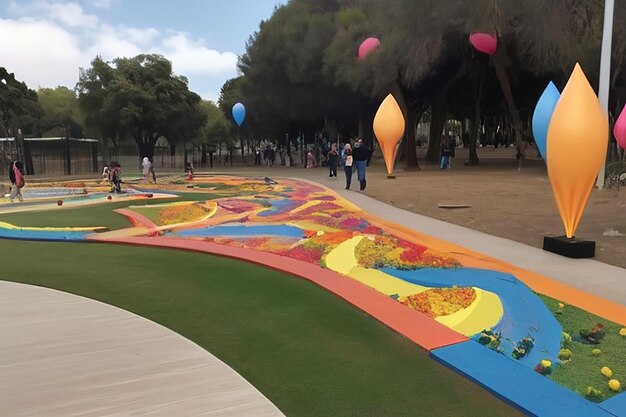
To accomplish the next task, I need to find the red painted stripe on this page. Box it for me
[88,235,468,351]
[114,208,157,229]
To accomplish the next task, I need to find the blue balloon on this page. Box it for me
[532,82,560,161]
[232,102,245,127]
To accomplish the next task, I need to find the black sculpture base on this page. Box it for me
[543,236,595,259]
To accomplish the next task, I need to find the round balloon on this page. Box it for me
[373,94,405,175]
[358,37,381,60]
[546,64,608,238]
[469,33,497,56]
[532,82,560,161]
[613,105,626,149]
[232,102,245,127]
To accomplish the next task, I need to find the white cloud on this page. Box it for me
[160,33,238,75]
[86,24,142,58]
[91,0,112,8]
[45,2,99,28]
[8,1,99,29]
[123,27,159,45]
[0,2,239,99]
[0,18,86,88]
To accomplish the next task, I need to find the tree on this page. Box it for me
[0,68,43,171]
[38,86,83,138]
[200,100,232,166]
[77,54,205,163]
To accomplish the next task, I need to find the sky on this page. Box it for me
[0,0,284,101]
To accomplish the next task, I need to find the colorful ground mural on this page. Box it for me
[1,175,625,417]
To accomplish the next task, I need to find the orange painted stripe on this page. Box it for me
[114,209,157,229]
[88,235,468,351]
[361,213,626,326]
[294,179,626,326]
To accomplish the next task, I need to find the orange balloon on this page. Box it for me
[546,64,608,238]
[373,94,405,175]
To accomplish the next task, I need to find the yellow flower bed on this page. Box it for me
[399,287,476,318]
[156,203,211,226]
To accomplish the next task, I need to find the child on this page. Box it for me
[141,157,152,181]
[110,162,122,193]
[9,160,25,202]
[185,162,194,181]
[102,166,111,183]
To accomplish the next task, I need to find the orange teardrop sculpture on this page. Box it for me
[373,94,405,175]
[546,64,608,238]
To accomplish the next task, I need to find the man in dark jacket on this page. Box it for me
[352,138,370,191]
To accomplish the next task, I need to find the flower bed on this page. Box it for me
[155,203,211,225]
[355,235,459,269]
[399,287,476,318]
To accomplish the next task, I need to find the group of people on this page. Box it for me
[101,162,123,193]
[255,146,278,167]
[327,138,371,191]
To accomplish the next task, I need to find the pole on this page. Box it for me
[596,0,615,189]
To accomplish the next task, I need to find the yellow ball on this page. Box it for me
[601,367,613,378]
[558,302,565,309]
[608,379,621,392]
[619,328,626,337]
[592,349,602,356]
[540,359,552,368]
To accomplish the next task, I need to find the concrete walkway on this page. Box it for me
[0,281,284,417]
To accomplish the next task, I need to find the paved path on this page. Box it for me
[0,281,284,417]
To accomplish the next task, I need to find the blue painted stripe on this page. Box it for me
[0,228,89,241]
[172,224,304,238]
[599,392,626,416]
[431,342,615,417]
[382,267,562,367]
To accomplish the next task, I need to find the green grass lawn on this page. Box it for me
[0,192,225,231]
[0,239,522,417]
[540,295,626,401]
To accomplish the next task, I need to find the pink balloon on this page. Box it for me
[358,37,381,60]
[469,33,497,56]
[613,105,626,149]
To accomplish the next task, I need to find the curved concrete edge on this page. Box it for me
[0,280,285,417]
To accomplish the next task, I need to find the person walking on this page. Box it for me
[141,157,152,181]
[352,138,369,191]
[8,160,25,202]
[327,143,339,178]
[110,162,123,193]
[440,134,454,169]
[343,144,353,189]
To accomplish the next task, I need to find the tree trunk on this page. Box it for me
[426,97,447,162]
[492,53,525,157]
[101,136,111,166]
[405,105,422,170]
[391,84,420,170]
[138,141,156,163]
[201,144,207,164]
[467,114,480,166]
[465,63,485,166]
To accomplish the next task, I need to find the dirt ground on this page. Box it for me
[360,146,626,269]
